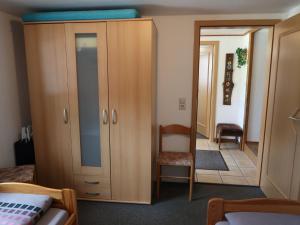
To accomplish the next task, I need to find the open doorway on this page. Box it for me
[192,21,279,186]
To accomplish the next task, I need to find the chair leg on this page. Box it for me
[218,134,221,150]
[240,135,243,150]
[189,163,194,201]
[156,163,161,200]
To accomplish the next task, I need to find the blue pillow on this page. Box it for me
[225,212,300,225]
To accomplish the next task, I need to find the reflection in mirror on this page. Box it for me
[76,33,101,167]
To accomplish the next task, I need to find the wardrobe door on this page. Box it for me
[24,24,73,188]
[65,23,111,199]
[108,21,155,203]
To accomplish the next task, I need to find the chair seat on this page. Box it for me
[217,123,243,136]
[158,152,193,166]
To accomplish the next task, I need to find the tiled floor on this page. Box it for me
[195,138,258,186]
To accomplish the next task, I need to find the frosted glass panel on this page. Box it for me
[75,33,101,167]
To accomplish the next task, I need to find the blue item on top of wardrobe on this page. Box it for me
[22,9,140,22]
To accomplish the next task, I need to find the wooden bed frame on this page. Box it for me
[207,198,300,225]
[0,182,78,225]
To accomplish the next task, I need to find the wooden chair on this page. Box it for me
[156,124,194,201]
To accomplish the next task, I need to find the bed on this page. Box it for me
[207,198,300,225]
[0,182,77,225]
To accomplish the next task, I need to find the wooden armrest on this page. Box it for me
[64,213,77,225]
[207,198,300,225]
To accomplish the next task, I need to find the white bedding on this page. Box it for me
[36,208,68,225]
[0,192,52,225]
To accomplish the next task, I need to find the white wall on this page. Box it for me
[285,4,300,18]
[0,11,30,168]
[201,35,249,128]
[247,28,270,142]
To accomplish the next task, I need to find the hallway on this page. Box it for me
[195,138,258,186]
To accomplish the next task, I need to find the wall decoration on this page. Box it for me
[236,48,248,68]
[223,53,234,105]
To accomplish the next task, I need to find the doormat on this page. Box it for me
[195,150,229,171]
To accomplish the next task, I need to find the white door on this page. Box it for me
[197,45,213,137]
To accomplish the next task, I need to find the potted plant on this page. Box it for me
[236,48,248,68]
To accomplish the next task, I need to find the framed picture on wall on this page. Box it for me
[223,53,234,105]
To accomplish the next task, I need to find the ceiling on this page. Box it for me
[0,0,299,16]
[201,28,253,36]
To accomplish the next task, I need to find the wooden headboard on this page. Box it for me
[0,182,78,225]
[207,198,300,225]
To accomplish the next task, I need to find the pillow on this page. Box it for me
[36,208,68,225]
[225,212,300,225]
[0,193,52,225]
[216,221,230,225]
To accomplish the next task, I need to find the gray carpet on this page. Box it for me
[78,182,265,225]
[195,150,229,171]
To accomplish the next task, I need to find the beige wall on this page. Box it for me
[0,11,30,168]
[152,13,282,177]
[0,11,284,172]
[152,13,282,150]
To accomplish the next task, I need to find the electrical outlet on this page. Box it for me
[179,98,186,111]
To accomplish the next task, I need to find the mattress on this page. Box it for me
[36,208,68,225]
[216,221,230,225]
[22,9,140,22]
[0,192,52,225]
[225,212,300,225]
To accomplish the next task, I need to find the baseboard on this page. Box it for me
[244,144,257,165]
[213,137,240,143]
[260,173,286,199]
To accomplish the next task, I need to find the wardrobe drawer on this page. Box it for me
[74,175,111,200]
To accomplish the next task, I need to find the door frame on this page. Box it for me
[242,27,274,157]
[191,19,281,185]
[197,41,219,141]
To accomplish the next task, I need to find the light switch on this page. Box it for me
[179,98,186,111]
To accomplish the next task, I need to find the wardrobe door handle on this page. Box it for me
[288,108,300,121]
[289,116,300,121]
[112,109,117,124]
[102,109,108,124]
[63,108,68,124]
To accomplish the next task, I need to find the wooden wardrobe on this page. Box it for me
[24,18,157,204]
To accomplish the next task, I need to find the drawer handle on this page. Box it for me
[84,181,99,185]
[289,108,300,121]
[85,192,100,196]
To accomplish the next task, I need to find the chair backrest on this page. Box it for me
[159,124,191,152]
